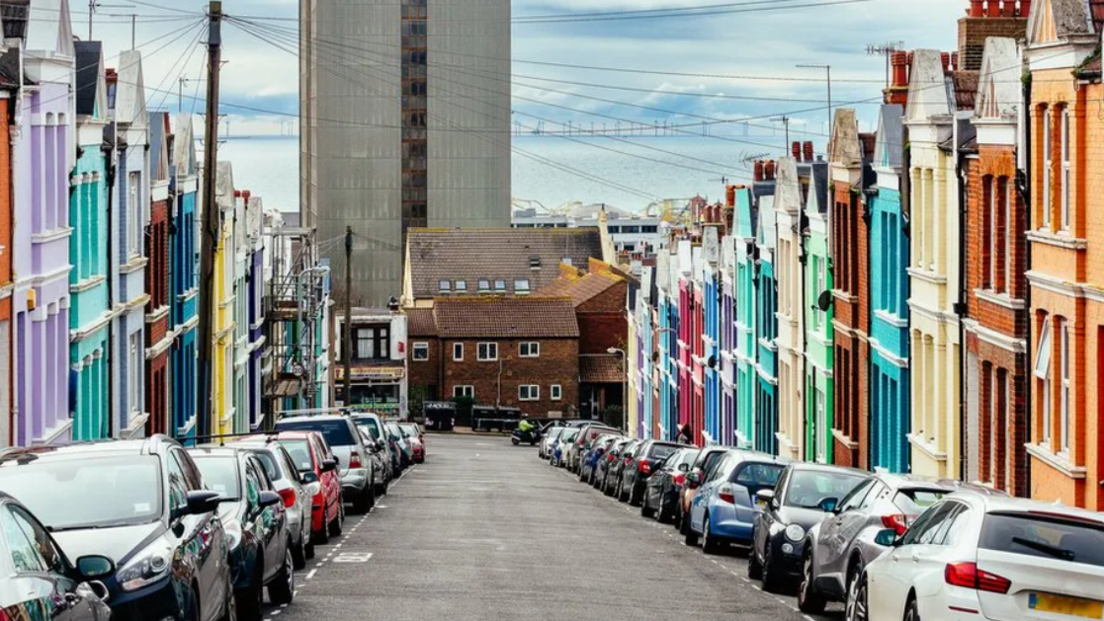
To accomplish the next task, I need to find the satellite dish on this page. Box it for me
[707,355,717,369]
[817,290,832,312]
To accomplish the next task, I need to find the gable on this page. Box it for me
[1029,0,1060,43]
[874,104,904,169]
[974,38,1021,120]
[25,0,74,57]
[773,157,802,213]
[115,50,148,129]
[905,49,953,123]
[829,108,862,166]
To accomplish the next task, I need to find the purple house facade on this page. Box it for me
[11,1,76,445]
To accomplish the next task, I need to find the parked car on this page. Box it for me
[685,450,791,553]
[679,446,734,532]
[852,491,1104,621]
[618,440,686,506]
[276,415,377,513]
[641,447,700,523]
[598,438,634,493]
[568,424,618,474]
[0,492,114,621]
[749,462,869,592]
[0,437,235,621]
[227,438,315,569]
[539,427,564,459]
[399,423,426,463]
[605,439,642,497]
[356,427,392,496]
[350,413,395,482]
[798,475,966,613]
[581,433,620,484]
[385,421,413,469]
[188,447,294,621]
[551,428,579,467]
[271,430,343,545]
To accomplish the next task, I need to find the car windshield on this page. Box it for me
[246,450,283,482]
[784,470,867,510]
[386,423,403,439]
[191,456,242,500]
[561,429,579,442]
[733,463,785,488]
[677,450,701,468]
[0,455,162,530]
[648,444,679,460]
[893,489,948,515]
[278,419,355,447]
[979,512,1104,567]
[400,424,418,436]
[355,418,382,440]
[282,440,314,472]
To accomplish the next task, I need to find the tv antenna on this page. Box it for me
[866,41,906,88]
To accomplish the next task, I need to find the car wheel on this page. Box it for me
[702,514,721,555]
[511,437,520,446]
[683,515,699,547]
[305,540,315,560]
[797,550,827,614]
[845,573,869,621]
[641,495,656,519]
[187,584,201,621]
[237,564,264,621]
[903,596,920,621]
[268,545,295,605]
[291,536,306,570]
[329,510,343,537]
[762,541,782,593]
[747,542,763,579]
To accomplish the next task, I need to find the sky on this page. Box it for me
[83,0,970,139]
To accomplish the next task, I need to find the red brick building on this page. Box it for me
[406,297,581,417]
[830,109,873,469]
[145,113,172,435]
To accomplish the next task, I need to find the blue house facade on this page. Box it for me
[170,113,198,440]
[720,236,737,447]
[869,104,911,473]
[702,227,722,444]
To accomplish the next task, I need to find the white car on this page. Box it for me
[540,427,564,459]
[850,490,1104,621]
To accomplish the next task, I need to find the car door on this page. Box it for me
[170,449,223,621]
[818,480,878,575]
[867,502,958,619]
[756,467,790,559]
[691,455,730,531]
[247,457,283,583]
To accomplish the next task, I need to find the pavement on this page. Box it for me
[270,434,843,621]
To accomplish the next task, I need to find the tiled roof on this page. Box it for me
[74,41,102,117]
[433,297,580,339]
[954,71,979,111]
[580,355,625,383]
[406,228,603,299]
[539,270,623,308]
[0,0,28,40]
[406,308,437,336]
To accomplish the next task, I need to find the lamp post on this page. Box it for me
[608,347,628,433]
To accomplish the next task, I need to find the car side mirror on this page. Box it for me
[755,488,775,507]
[301,471,319,485]
[686,472,702,488]
[818,497,840,513]
[376,440,387,451]
[258,490,282,509]
[321,459,339,472]
[75,555,115,581]
[678,464,689,472]
[874,528,900,547]
[183,490,221,517]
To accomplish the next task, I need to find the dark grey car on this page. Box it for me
[618,441,685,506]
[797,475,994,613]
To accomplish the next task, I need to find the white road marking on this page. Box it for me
[306,569,317,580]
[270,610,281,617]
[333,552,374,563]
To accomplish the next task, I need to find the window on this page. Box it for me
[494,280,506,292]
[128,333,140,413]
[452,343,463,362]
[815,388,827,462]
[519,385,540,401]
[453,385,474,398]
[1060,319,1070,453]
[1034,315,1052,443]
[1061,108,1070,231]
[478,279,490,292]
[551,384,562,400]
[477,342,498,361]
[439,280,451,293]
[354,327,389,360]
[412,342,429,361]
[519,342,539,357]
[127,172,140,257]
[455,280,467,292]
[1043,109,1052,229]
[515,279,530,295]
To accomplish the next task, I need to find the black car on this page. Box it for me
[0,492,113,621]
[749,463,869,592]
[642,447,700,522]
[604,439,641,497]
[0,437,235,621]
[189,447,295,621]
[592,437,627,490]
[619,441,686,506]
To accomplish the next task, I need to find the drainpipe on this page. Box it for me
[103,130,116,439]
[798,209,809,461]
[956,133,968,483]
[1020,70,1032,497]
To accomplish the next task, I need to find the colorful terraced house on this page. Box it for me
[171,114,199,440]
[803,150,833,464]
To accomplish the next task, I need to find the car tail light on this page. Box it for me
[718,483,736,504]
[639,461,652,475]
[881,514,912,536]
[944,562,1011,594]
[349,454,363,469]
[608,453,617,462]
[673,473,686,486]
[279,488,297,508]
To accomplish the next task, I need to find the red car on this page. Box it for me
[252,431,343,545]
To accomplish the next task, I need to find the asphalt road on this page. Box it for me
[271,434,843,621]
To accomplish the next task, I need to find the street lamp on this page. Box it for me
[608,347,628,433]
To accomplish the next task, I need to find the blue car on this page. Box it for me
[685,449,792,554]
[550,428,579,467]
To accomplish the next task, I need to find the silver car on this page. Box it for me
[539,427,564,459]
[276,415,377,514]
[229,439,316,568]
[798,474,978,614]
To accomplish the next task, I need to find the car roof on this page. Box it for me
[723,448,794,465]
[872,473,987,493]
[786,460,864,475]
[950,490,1104,523]
[279,415,349,424]
[188,445,242,458]
[0,434,178,465]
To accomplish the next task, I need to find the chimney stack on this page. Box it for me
[754,160,764,182]
[803,141,815,163]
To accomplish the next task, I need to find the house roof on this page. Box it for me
[1029,0,1103,45]
[906,49,954,123]
[113,50,147,129]
[149,112,171,183]
[773,157,802,214]
[829,108,863,167]
[173,113,197,178]
[74,41,104,118]
[538,263,625,308]
[432,297,580,339]
[975,38,1022,119]
[1,0,28,40]
[874,104,904,170]
[0,47,19,90]
[406,308,437,336]
[953,71,979,111]
[406,228,603,299]
[24,0,73,59]
[579,355,625,383]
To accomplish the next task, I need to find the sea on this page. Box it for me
[220,133,782,216]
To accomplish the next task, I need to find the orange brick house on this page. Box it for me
[1024,0,1104,510]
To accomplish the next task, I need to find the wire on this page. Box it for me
[127,0,205,15]
[149,23,206,113]
[512,0,876,23]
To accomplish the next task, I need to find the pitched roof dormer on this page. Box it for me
[975,38,1021,122]
[114,50,148,131]
[73,41,106,121]
[905,49,954,127]
[1026,0,1100,68]
[173,113,198,179]
[773,157,802,215]
[873,105,904,186]
[24,0,73,59]
[149,112,171,184]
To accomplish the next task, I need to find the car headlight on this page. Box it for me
[785,524,806,542]
[224,521,242,551]
[116,545,172,592]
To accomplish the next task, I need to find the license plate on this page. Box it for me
[1029,593,1104,619]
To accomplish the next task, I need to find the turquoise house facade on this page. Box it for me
[869,104,910,473]
[171,113,199,440]
[804,164,834,463]
[69,42,111,441]
[734,187,756,448]
[754,191,778,454]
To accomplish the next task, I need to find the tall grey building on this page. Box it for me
[300,0,511,306]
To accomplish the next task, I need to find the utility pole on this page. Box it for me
[343,226,352,405]
[197,1,222,439]
[87,1,135,42]
[771,114,791,149]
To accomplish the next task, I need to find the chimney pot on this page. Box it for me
[754,160,764,182]
[726,185,736,207]
[792,141,801,160]
[1020,0,1030,16]
[969,0,984,17]
[951,52,959,71]
[941,52,951,73]
[890,51,909,88]
[765,160,776,181]
[803,141,814,163]
[987,0,1001,16]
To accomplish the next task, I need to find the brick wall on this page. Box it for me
[442,338,579,416]
[407,336,441,400]
[957,15,1028,72]
[579,312,627,355]
[831,177,869,469]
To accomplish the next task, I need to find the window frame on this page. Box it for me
[514,279,531,295]
[477,342,498,362]
[1060,319,1070,453]
[452,343,463,362]
[438,279,451,293]
[452,385,474,399]
[127,171,141,258]
[1043,108,1052,229]
[412,342,429,361]
[1060,108,1071,232]
[1034,315,1052,443]
[519,342,540,358]
[550,384,562,401]
[518,385,540,401]
[455,280,467,293]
